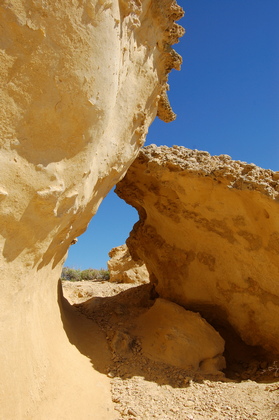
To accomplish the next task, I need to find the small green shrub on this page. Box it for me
[80,269,98,280]
[61,267,82,282]
[96,269,110,280]
[61,267,110,281]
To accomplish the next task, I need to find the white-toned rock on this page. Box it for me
[134,298,225,373]
[0,2,184,418]
[116,145,279,355]
[108,244,149,283]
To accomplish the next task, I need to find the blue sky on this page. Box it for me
[66,0,279,270]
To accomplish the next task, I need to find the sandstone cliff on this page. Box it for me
[108,244,149,283]
[0,2,184,418]
[116,145,279,356]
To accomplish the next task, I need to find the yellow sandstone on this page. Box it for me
[0,2,184,418]
[116,145,279,356]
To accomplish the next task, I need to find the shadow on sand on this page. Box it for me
[58,279,279,387]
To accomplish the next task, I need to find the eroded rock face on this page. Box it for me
[0,2,184,418]
[116,145,279,355]
[108,244,149,283]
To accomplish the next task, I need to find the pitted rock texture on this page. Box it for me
[108,244,149,284]
[0,2,184,419]
[116,145,279,355]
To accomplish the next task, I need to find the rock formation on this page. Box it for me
[0,2,184,418]
[108,244,149,283]
[116,145,279,356]
[134,298,226,374]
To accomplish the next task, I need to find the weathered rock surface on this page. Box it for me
[116,145,279,355]
[0,2,184,418]
[135,298,225,373]
[108,244,149,283]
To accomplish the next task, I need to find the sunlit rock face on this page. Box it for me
[0,2,184,418]
[116,145,279,355]
[108,244,149,283]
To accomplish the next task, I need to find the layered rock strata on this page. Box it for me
[108,244,149,283]
[0,2,184,418]
[116,145,279,355]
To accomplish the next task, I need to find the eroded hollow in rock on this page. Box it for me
[63,217,278,385]
[183,302,275,380]
[62,140,279,383]
[113,144,279,379]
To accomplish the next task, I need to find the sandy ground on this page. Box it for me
[62,280,279,420]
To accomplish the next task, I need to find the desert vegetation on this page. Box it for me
[61,267,110,282]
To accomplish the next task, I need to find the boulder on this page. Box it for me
[116,145,279,355]
[134,298,225,373]
[0,2,184,418]
[108,244,149,283]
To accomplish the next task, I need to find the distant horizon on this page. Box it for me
[65,0,279,270]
